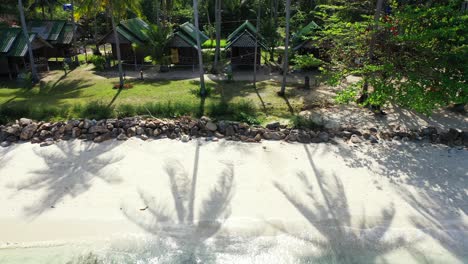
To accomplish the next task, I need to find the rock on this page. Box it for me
[286,132,298,142]
[402,136,410,142]
[5,125,20,136]
[82,119,92,129]
[214,132,224,138]
[206,122,217,131]
[1,141,11,148]
[392,136,401,141]
[19,118,33,126]
[72,127,81,138]
[369,135,379,144]
[117,133,128,141]
[362,133,371,140]
[318,132,329,142]
[136,127,145,135]
[225,126,235,137]
[254,133,262,142]
[266,122,280,130]
[127,127,136,137]
[93,133,112,143]
[462,131,468,146]
[350,134,362,144]
[140,134,149,141]
[40,138,54,147]
[297,131,311,143]
[153,128,162,137]
[340,131,353,139]
[88,125,109,134]
[369,127,378,133]
[31,137,41,144]
[20,123,38,140]
[39,130,52,139]
[421,126,438,136]
[181,135,190,142]
[263,131,285,140]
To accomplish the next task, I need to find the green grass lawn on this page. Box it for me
[202,39,227,49]
[0,65,307,124]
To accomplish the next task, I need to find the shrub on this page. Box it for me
[190,85,214,98]
[90,55,106,71]
[140,101,198,118]
[290,115,323,130]
[292,54,323,70]
[116,104,136,117]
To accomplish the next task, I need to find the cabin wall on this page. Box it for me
[111,44,146,64]
[230,47,261,66]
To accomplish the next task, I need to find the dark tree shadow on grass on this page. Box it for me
[331,143,468,261]
[122,141,235,263]
[10,141,124,218]
[272,145,411,264]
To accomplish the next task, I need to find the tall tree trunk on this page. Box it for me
[156,0,161,26]
[41,5,45,19]
[193,0,206,96]
[253,0,261,88]
[213,0,221,73]
[18,0,38,82]
[279,0,291,96]
[71,0,78,63]
[363,0,384,95]
[110,5,124,88]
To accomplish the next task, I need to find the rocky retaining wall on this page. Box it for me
[1,117,467,148]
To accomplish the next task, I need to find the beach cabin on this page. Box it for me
[0,26,51,79]
[27,20,77,59]
[168,22,208,66]
[292,21,320,56]
[225,20,266,67]
[98,18,150,63]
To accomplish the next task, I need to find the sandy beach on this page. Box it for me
[0,138,466,263]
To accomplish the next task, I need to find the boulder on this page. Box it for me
[5,125,21,136]
[93,133,112,143]
[1,141,11,148]
[39,130,52,139]
[40,138,55,147]
[140,134,149,141]
[318,132,329,142]
[136,127,145,135]
[206,122,217,131]
[297,132,311,143]
[266,122,280,130]
[421,126,438,136]
[225,126,235,137]
[117,133,128,141]
[350,134,362,144]
[19,118,33,126]
[369,135,379,144]
[127,127,136,137]
[263,131,285,140]
[153,128,162,137]
[20,123,38,140]
[71,127,81,138]
[88,125,109,134]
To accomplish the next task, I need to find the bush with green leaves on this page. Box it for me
[90,55,106,71]
[292,54,323,70]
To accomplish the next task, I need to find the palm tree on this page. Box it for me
[193,0,206,96]
[279,0,290,96]
[78,0,140,88]
[18,0,38,82]
[213,0,222,73]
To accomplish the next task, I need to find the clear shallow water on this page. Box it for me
[1,232,466,264]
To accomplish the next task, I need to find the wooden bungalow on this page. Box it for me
[0,27,51,79]
[292,21,320,56]
[225,20,267,67]
[98,18,149,63]
[27,20,77,59]
[168,22,208,66]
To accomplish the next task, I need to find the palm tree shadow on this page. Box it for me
[11,141,124,218]
[122,141,235,263]
[271,145,411,263]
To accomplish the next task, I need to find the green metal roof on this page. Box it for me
[53,23,74,45]
[292,21,320,43]
[116,26,143,46]
[119,18,149,42]
[0,27,21,53]
[7,33,36,57]
[225,30,267,50]
[28,20,66,41]
[178,22,209,44]
[227,20,259,42]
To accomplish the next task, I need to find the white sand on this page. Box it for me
[0,138,466,263]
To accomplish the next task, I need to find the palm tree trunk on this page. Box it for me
[213,0,221,73]
[110,5,124,88]
[279,0,291,96]
[71,0,78,63]
[41,5,45,19]
[193,0,206,96]
[363,0,384,94]
[253,1,261,88]
[18,0,38,83]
